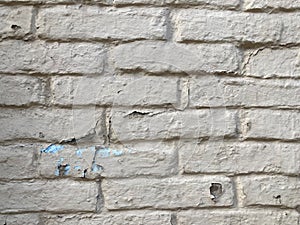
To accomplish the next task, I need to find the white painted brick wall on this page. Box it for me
[0,0,299,224]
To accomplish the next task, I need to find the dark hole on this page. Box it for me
[11,24,21,30]
[210,183,223,201]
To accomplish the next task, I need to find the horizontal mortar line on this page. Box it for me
[103,205,235,213]
[240,204,298,211]
[1,2,300,13]
[0,209,97,215]
[244,8,300,13]
[190,106,300,110]
[5,104,300,111]
[241,74,300,80]
[0,72,101,77]
[35,37,165,45]
[0,1,112,6]
[1,138,299,150]
[0,176,102,183]
[182,171,300,178]
[1,69,299,81]
[0,207,296,216]
[240,137,300,143]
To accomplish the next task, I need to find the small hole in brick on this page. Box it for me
[273,195,282,204]
[210,183,223,202]
[273,195,281,199]
[11,24,21,30]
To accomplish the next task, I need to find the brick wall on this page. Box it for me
[0,0,300,224]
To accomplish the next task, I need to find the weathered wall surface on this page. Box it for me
[0,0,300,224]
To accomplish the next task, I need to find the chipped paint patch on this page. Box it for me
[112,149,123,156]
[76,148,86,158]
[41,144,64,154]
[97,148,124,158]
[92,163,103,172]
[74,165,81,171]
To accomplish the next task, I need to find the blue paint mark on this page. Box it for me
[41,144,64,154]
[96,148,124,158]
[98,148,111,158]
[64,165,70,175]
[90,146,96,152]
[91,163,103,172]
[76,149,85,158]
[112,149,123,156]
[74,165,81,171]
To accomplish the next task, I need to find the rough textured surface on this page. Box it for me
[37,6,166,40]
[111,109,237,141]
[241,109,300,140]
[189,76,300,107]
[42,212,172,224]
[174,10,300,44]
[39,142,177,178]
[238,175,300,208]
[244,48,300,78]
[102,176,234,209]
[0,41,105,74]
[243,0,300,10]
[0,75,46,106]
[0,6,32,39]
[0,108,105,142]
[0,144,41,179]
[0,180,98,212]
[178,209,300,225]
[179,141,300,175]
[112,41,241,74]
[51,75,179,106]
[1,1,299,224]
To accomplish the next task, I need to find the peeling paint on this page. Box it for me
[76,149,85,158]
[41,144,64,154]
[97,148,124,158]
[91,163,103,172]
[112,149,123,156]
[74,165,81,171]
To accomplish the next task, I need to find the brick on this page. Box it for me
[0,107,105,143]
[241,109,300,140]
[112,41,241,74]
[238,175,300,208]
[41,212,172,224]
[0,75,46,106]
[174,10,284,44]
[113,0,164,5]
[244,48,300,78]
[110,109,237,141]
[0,6,32,39]
[0,180,98,212]
[189,76,300,107]
[178,209,299,225]
[244,0,300,10]
[0,144,42,179]
[0,40,104,74]
[175,10,300,44]
[39,142,177,178]
[0,214,40,225]
[179,141,300,175]
[102,176,234,209]
[37,6,166,41]
[52,75,178,106]
[166,0,239,7]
